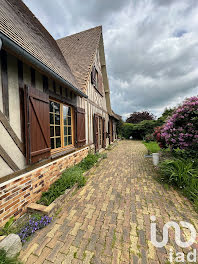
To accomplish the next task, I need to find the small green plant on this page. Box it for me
[0,216,15,236]
[79,153,100,171]
[0,249,22,264]
[112,230,116,248]
[100,153,107,159]
[159,158,198,210]
[143,141,160,154]
[159,159,197,187]
[38,153,101,206]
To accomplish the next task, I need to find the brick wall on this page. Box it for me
[0,147,89,227]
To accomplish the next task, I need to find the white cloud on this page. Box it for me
[23,0,198,118]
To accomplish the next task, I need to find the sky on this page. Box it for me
[23,0,198,119]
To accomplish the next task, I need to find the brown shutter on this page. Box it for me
[109,119,113,143]
[102,118,106,148]
[76,107,86,148]
[91,66,96,86]
[111,120,113,142]
[24,86,50,164]
[93,114,99,151]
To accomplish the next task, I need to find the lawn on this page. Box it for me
[143,141,160,154]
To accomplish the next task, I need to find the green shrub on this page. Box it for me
[159,158,198,209]
[143,142,160,154]
[159,159,197,187]
[122,120,157,139]
[79,153,99,171]
[144,133,155,142]
[0,249,22,264]
[38,153,101,206]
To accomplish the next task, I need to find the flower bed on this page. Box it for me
[18,215,52,243]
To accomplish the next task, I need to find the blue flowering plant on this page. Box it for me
[18,215,52,243]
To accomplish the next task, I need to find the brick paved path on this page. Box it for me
[20,141,198,264]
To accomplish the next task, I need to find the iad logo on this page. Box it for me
[150,216,196,248]
[150,216,197,263]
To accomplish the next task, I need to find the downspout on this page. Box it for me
[0,38,2,51]
[0,33,87,98]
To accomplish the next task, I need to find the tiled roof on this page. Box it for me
[0,0,79,90]
[57,26,102,91]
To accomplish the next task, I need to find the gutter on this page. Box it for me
[0,33,87,98]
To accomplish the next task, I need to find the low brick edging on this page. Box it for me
[27,183,78,217]
[27,157,103,217]
[0,147,89,227]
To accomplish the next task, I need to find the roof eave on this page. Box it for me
[0,32,87,98]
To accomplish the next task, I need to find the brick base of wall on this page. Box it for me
[0,147,89,227]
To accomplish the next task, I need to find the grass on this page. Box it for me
[0,249,22,264]
[143,141,160,154]
[37,152,105,206]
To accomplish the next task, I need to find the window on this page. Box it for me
[49,100,73,151]
[91,66,98,89]
[95,69,98,90]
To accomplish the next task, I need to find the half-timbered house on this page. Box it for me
[0,0,118,225]
[57,26,119,152]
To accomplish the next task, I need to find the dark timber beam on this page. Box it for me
[0,110,24,154]
[0,144,19,171]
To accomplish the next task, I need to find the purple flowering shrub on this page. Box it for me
[161,96,198,154]
[18,215,52,243]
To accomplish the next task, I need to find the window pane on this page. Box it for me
[63,116,67,126]
[64,126,67,136]
[50,138,55,149]
[56,137,61,148]
[54,102,60,114]
[50,101,53,113]
[64,137,68,146]
[55,126,60,137]
[50,126,54,137]
[68,107,71,116]
[63,105,69,117]
[50,113,54,124]
[68,127,71,136]
[68,136,72,145]
[55,114,60,125]
[68,117,71,125]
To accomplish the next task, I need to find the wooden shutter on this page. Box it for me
[24,86,50,164]
[93,114,99,151]
[111,120,113,142]
[109,119,113,143]
[102,118,106,148]
[76,107,86,147]
[91,66,96,86]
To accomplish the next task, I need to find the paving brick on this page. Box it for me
[19,141,198,264]
[46,241,64,262]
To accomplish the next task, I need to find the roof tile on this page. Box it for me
[0,0,80,90]
[57,26,102,91]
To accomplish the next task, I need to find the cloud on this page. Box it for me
[23,0,198,118]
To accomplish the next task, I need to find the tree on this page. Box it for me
[156,107,175,126]
[126,111,155,124]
